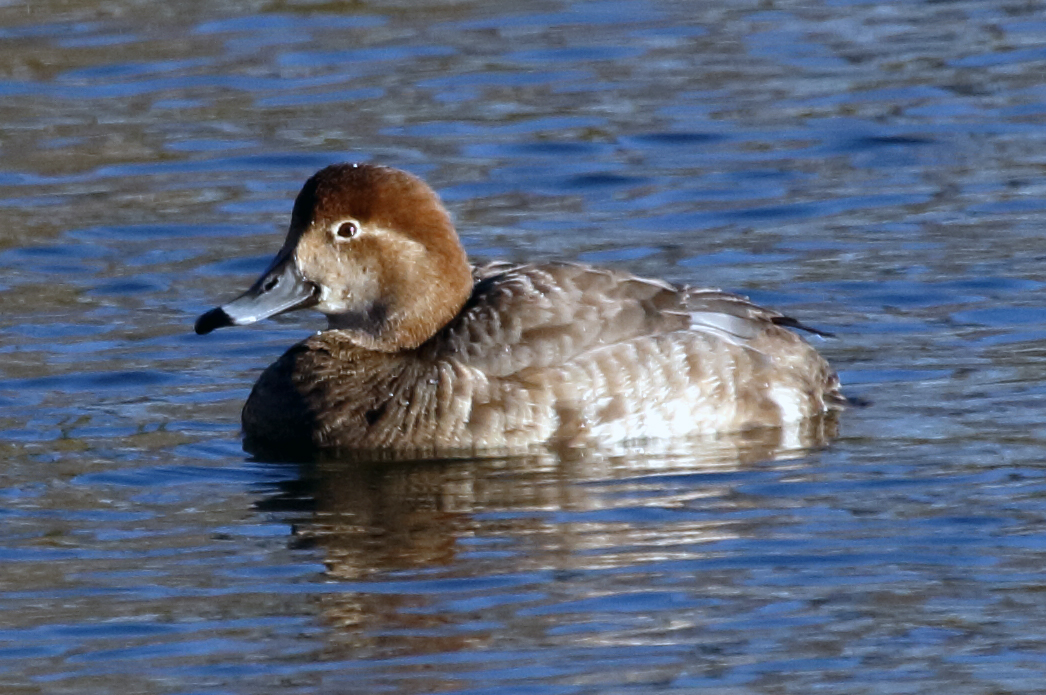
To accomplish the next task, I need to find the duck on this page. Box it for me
[195,163,844,454]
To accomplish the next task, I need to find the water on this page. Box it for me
[2,0,1046,692]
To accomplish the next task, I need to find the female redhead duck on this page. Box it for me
[196,163,844,454]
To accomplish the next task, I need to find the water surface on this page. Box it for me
[3,0,1046,693]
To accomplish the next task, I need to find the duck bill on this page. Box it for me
[195,252,319,335]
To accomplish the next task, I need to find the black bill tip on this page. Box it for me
[195,307,234,335]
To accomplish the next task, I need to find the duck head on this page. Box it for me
[195,163,473,352]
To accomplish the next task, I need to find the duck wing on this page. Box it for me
[682,288,832,345]
[433,262,822,376]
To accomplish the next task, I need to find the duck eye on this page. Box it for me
[335,221,358,239]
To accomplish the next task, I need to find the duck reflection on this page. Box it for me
[255,415,837,653]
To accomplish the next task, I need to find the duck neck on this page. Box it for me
[326,239,473,353]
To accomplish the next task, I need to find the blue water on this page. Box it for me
[2,0,1046,692]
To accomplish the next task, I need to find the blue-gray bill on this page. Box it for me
[194,252,318,335]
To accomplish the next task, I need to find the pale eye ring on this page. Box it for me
[335,221,358,240]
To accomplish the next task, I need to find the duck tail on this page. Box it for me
[771,315,835,338]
